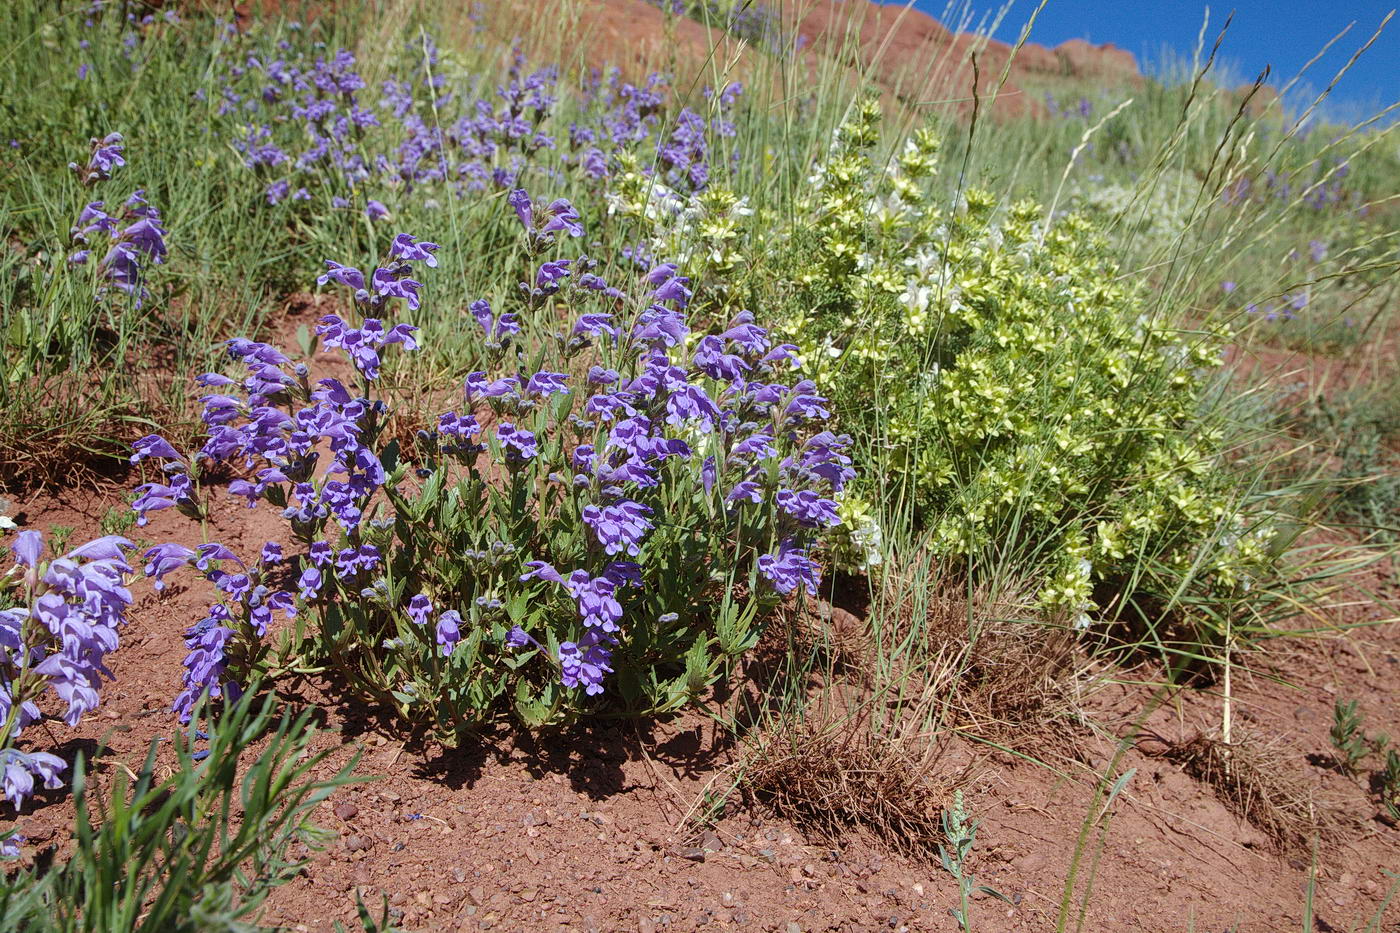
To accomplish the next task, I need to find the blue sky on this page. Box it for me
[929,1,1399,121]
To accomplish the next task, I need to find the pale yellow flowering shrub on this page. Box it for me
[760,99,1273,629]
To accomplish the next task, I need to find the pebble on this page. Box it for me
[333,801,358,821]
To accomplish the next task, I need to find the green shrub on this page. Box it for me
[757,98,1277,637]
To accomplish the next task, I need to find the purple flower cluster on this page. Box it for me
[66,135,169,306]
[141,540,299,721]
[131,235,437,716]
[1221,156,1359,212]
[471,189,849,697]
[126,190,846,717]
[1044,93,1094,120]
[1,530,135,809]
[217,29,744,213]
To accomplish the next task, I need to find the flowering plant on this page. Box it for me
[1,529,134,837]
[762,100,1275,633]
[137,195,849,734]
[65,133,169,307]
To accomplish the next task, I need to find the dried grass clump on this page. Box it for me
[1163,731,1342,853]
[872,567,1080,728]
[741,697,958,860]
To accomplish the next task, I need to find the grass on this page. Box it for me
[1,0,1397,927]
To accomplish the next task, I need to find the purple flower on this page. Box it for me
[725,480,762,505]
[776,489,840,528]
[666,383,720,432]
[436,610,462,656]
[783,380,830,423]
[506,625,538,648]
[535,259,572,290]
[582,500,654,556]
[407,594,433,626]
[721,311,770,355]
[693,335,749,382]
[365,199,389,220]
[11,530,43,569]
[33,654,102,728]
[525,371,569,397]
[465,372,521,401]
[565,572,624,632]
[1,749,66,809]
[71,132,125,186]
[318,260,366,291]
[389,233,440,267]
[143,542,194,591]
[298,566,323,600]
[521,560,565,585]
[587,366,618,386]
[541,198,583,237]
[507,188,534,231]
[469,299,520,342]
[558,629,613,695]
[496,422,538,461]
[758,540,821,595]
[130,434,183,465]
[132,472,194,525]
[259,541,284,565]
[173,607,239,722]
[194,543,242,572]
[632,306,689,348]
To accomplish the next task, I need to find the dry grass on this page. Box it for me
[740,564,1086,858]
[740,696,957,860]
[1161,730,1343,853]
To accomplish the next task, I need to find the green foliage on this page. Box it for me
[1291,375,1400,540]
[1377,749,1400,822]
[0,685,363,932]
[763,99,1276,637]
[938,790,1010,931]
[1330,698,1372,775]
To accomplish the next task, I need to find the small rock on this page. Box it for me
[786,923,802,933]
[1013,853,1045,872]
[700,830,724,852]
[519,889,538,903]
[676,846,706,863]
[468,887,486,905]
[333,801,359,821]
[757,848,777,864]
[344,835,370,853]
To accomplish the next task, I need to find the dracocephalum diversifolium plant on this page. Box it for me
[133,192,853,734]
